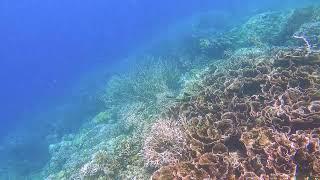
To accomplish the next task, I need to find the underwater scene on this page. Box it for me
[1,0,320,179]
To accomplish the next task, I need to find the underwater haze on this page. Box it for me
[1,0,320,179]
[0,0,236,137]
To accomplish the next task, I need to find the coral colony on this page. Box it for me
[147,49,320,179]
[44,6,320,180]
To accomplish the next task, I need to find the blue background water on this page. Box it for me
[0,0,242,138]
[0,0,319,177]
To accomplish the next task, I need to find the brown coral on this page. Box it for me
[146,48,320,179]
[151,162,210,180]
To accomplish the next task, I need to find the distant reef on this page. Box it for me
[42,6,320,180]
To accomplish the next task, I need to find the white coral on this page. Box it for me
[143,119,188,168]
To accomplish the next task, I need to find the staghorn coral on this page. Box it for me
[63,134,146,180]
[231,11,289,47]
[103,56,181,109]
[147,46,320,179]
[143,118,189,169]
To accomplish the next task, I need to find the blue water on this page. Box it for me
[0,0,245,139]
[0,0,319,179]
[0,0,199,134]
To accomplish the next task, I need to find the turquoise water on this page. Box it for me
[1,0,320,179]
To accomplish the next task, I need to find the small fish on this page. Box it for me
[165,95,176,99]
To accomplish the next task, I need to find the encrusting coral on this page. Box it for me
[145,46,320,179]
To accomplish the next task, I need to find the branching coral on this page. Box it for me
[143,118,189,169]
[103,56,182,107]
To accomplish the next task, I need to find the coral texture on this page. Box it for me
[146,47,320,179]
[143,118,189,169]
[43,6,320,180]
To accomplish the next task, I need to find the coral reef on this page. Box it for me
[232,11,289,47]
[44,123,123,179]
[103,56,181,108]
[294,21,320,51]
[43,6,320,180]
[146,46,320,179]
[92,111,113,124]
[143,118,189,169]
[225,6,320,48]
[278,6,320,44]
[45,134,146,180]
